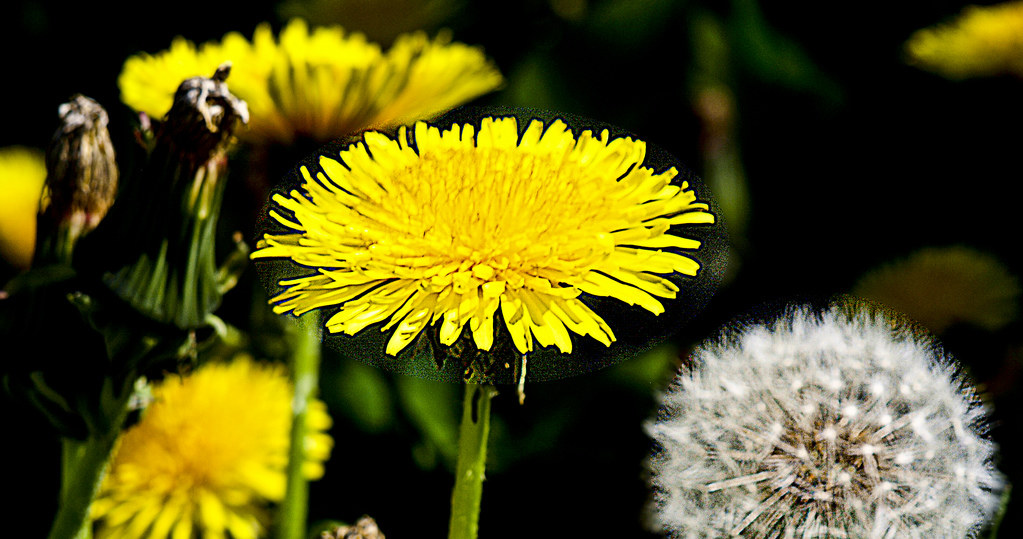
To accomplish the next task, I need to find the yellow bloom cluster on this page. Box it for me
[0,146,46,269]
[254,117,714,356]
[92,356,333,539]
[905,1,1023,79]
[119,19,503,145]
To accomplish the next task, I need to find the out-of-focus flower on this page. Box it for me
[118,19,503,146]
[905,1,1023,79]
[852,246,1020,334]
[253,116,714,359]
[0,146,46,269]
[92,355,333,539]
[646,307,1004,538]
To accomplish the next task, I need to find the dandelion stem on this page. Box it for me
[988,483,1011,538]
[277,310,322,539]
[48,389,132,539]
[448,383,498,539]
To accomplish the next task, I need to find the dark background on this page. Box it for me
[3,0,1021,537]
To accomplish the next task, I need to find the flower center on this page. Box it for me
[380,147,616,291]
[761,413,911,517]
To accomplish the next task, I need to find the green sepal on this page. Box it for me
[73,66,247,330]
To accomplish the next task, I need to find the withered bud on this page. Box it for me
[77,64,249,329]
[35,94,118,265]
[160,63,249,165]
[320,516,385,539]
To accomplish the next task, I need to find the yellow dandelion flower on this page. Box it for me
[253,115,716,361]
[905,1,1023,79]
[0,146,46,269]
[91,356,333,539]
[852,246,1020,334]
[118,19,503,145]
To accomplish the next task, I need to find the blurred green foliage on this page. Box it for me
[2,0,1022,537]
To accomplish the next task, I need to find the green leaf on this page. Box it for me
[333,359,395,433]
[396,376,459,469]
[612,342,679,389]
[585,0,679,49]
[728,0,843,103]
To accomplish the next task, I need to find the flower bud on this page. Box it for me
[34,95,118,266]
[80,64,248,329]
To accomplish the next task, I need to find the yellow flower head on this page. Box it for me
[253,115,716,366]
[852,246,1020,334]
[92,356,333,539]
[905,1,1023,79]
[0,146,46,269]
[118,19,503,145]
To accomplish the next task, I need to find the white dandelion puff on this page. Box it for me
[645,306,1004,539]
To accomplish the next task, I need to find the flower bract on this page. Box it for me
[118,19,503,145]
[253,115,715,362]
[646,307,1004,538]
[91,356,333,539]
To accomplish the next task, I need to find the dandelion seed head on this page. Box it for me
[646,307,1004,538]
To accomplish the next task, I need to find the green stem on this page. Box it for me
[988,483,1011,538]
[60,440,85,501]
[448,384,498,539]
[277,311,322,539]
[48,391,132,539]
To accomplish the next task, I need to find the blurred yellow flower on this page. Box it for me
[905,1,1023,79]
[118,19,503,145]
[0,147,46,269]
[253,117,714,356]
[91,356,333,539]
[852,246,1020,334]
